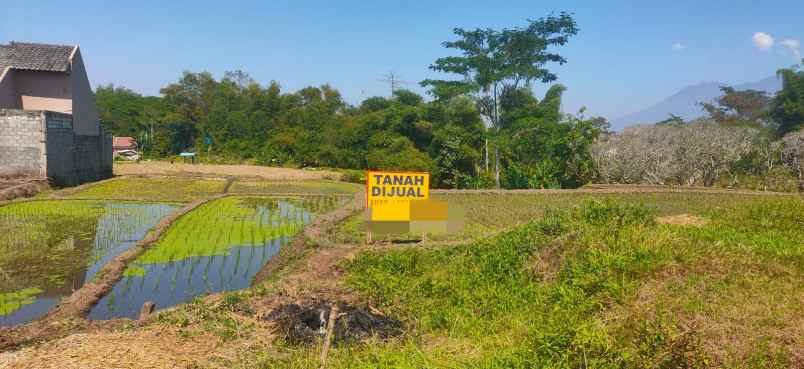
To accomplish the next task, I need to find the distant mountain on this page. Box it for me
[612,76,783,129]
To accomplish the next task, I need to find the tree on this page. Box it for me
[656,114,685,126]
[591,121,758,186]
[781,130,804,190]
[772,61,804,135]
[699,86,772,127]
[422,13,579,188]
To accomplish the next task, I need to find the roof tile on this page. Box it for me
[0,41,75,72]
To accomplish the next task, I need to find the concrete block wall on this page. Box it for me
[0,109,46,176]
[0,109,111,186]
[44,120,75,186]
[44,112,112,186]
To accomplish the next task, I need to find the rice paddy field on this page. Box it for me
[0,200,176,326]
[89,195,343,320]
[229,180,360,195]
[0,176,347,327]
[64,178,227,202]
[1,172,802,369]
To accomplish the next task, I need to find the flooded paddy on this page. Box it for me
[0,201,177,326]
[89,196,342,320]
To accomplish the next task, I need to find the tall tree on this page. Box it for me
[422,13,579,188]
[772,61,804,135]
[699,86,772,127]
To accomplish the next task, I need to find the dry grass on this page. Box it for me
[0,176,49,202]
[0,327,223,369]
[607,256,804,367]
[655,213,708,227]
[115,161,341,181]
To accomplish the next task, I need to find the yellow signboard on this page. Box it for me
[366,171,429,221]
[365,170,462,237]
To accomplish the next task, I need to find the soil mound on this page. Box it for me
[0,177,49,201]
[267,301,402,345]
[656,214,708,227]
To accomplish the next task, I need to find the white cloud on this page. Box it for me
[780,39,801,59]
[672,42,685,51]
[752,32,774,50]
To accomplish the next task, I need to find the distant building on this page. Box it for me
[0,41,112,185]
[112,136,137,153]
[113,136,140,160]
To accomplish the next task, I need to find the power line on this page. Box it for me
[379,71,409,96]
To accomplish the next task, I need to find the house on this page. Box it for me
[113,136,137,152]
[112,136,139,160]
[0,41,112,186]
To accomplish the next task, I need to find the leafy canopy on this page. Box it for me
[421,12,579,109]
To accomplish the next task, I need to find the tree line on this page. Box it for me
[96,12,804,191]
[98,13,608,189]
[593,62,804,191]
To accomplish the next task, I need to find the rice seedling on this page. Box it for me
[67,178,227,202]
[0,288,42,315]
[0,200,176,326]
[91,195,344,320]
[229,180,359,195]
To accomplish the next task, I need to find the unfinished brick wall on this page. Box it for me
[0,109,46,176]
[0,109,112,185]
[44,111,112,186]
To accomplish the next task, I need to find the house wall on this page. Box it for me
[68,48,100,136]
[12,69,72,101]
[0,69,21,108]
[0,109,46,176]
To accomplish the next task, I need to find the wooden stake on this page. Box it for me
[319,304,340,369]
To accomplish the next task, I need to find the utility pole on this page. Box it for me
[379,71,409,97]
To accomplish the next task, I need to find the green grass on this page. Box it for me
[0,288,43,315]
[335,192,787,243]
[68,178,226,202]
[229,180,360,195]
[261,196,803,368]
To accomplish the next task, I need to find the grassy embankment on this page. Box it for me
[259,194,803,368]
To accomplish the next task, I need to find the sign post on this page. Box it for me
[365,170,430,243]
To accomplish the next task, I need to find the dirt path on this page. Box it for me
[115,162,341,181]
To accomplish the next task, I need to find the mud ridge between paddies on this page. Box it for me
[114,162,342,181]
[0,178,49,202]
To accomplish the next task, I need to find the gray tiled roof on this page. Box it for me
[0,42,75,73]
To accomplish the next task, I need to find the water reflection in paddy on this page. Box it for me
[0,202,177,326]
[89,196,341,320]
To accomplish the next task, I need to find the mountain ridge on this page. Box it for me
[612,76,782,129]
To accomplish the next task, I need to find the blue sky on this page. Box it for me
[2,0,801,122]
